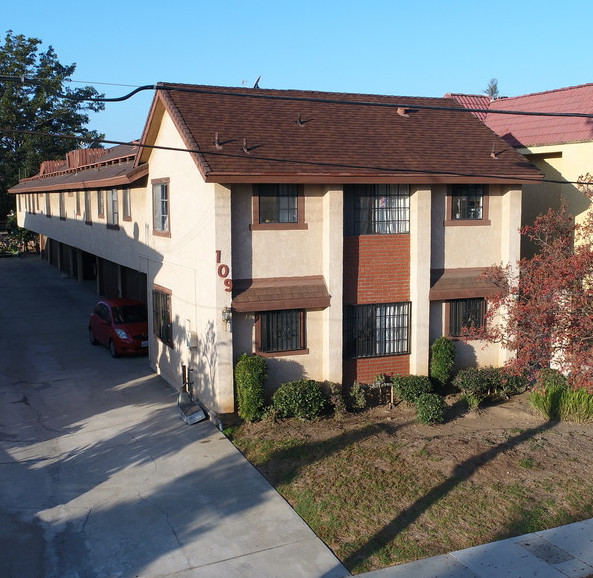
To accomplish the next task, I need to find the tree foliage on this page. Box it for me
[480,204,593,389]
[484,78,500,100]
[0,30,105,219]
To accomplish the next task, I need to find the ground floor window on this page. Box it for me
[258,309,305,353]
[152,287,173,347]
[345,302,411,358]
[449,298,486,337]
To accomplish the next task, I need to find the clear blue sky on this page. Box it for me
[4,0,592,142]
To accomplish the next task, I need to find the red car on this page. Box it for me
[88,298,149,357]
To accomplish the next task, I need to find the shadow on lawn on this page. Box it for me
[338,420,558,572]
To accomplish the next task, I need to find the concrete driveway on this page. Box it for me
[0,256,347,578]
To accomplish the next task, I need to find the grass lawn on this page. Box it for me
[227,394,593,574]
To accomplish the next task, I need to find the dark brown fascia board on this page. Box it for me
[135,94,165,166]
[205,173,545,185]
[233,296,330,313]
[9,164,148,194]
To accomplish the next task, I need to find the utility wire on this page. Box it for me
[2,128,589,187]
[2,75,593,118]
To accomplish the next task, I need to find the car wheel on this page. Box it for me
[89,328,98,345]
[109,340,119,358]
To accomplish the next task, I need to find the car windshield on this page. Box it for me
[112,304,147,324]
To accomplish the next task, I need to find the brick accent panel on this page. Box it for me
[343,355,410,387]
[343,234,412,385]
[343,235,411,304]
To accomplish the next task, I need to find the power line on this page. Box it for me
[2,128,589,187]
[2,75,593,118]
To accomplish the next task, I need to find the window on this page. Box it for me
[59,193,66,220]
[344,184,410,235]
[122,187,131,221]
[107,189,118,227]
[152,287,173,347]
[449,298,486,337]
[45,193,51,217]
[451,184,483,220]
[97,190,104,218]
[75,191,81,216]
[345,302,410,358]
[258,184,298,224]
[84,191,92,224]
[152,179,169,235]
[259,309,305,353]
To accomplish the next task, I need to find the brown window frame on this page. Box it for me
[446,297,487,338]
[152,178,171,237]
[255,309,308,357]
[122,187,132,221]
[444,184,491,227]
[84,191,92,225]
[152,285,173,348]
[97,190,105,218]
[45,193,51,218]
[106,188,119,230]
[250,184,307,231]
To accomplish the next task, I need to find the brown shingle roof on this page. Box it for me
[141,83,541,184]
[232,276,331,312]
[9,144,146,194]
[429,268,500,300]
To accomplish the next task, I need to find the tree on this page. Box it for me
[0,30,105,219]
[484,78,500,100]
[480,204,593,389]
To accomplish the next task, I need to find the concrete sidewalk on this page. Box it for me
[361,520,593,577]
[0,256,346,577]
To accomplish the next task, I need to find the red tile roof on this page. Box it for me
[139,83,541,184]
[444,93,491,122]
[451,84,593,148]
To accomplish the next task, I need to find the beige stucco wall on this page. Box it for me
[429,184,522,369]
[519,142,593,238]
[19,185,149,272]
[231,184,343,391]
[143,111,234,415]
[410,186,432,375]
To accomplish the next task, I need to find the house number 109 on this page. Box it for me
[216,250,233,292]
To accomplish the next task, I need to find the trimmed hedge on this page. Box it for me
[429,337,456,388]
[272,380,326,420]
[234,353,267,422]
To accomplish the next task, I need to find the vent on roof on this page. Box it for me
[214,132,223,150]
[397,107,410,118]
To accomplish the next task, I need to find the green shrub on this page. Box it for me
[530,371,593,422]
[328,382,348,417]
[392,375,433,403]
[272,380,326,420]
[429,337,456,388]
[453,366,524,409]
[234,353,267,422]
[347,381,367,411]
[415,393,446,424]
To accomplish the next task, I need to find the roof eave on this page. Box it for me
[8,164,148,194]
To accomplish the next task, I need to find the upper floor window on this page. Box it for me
[97,190,104,218]
[45,193,51,217]
[451,184,483,220]
[251,184,307,231]
[84,191,92,224]
[449,298,486,337]
[152,179,170,236]
[107,189,118,228]
[75,191,81,216]
[344,302,411,358]
[259,184,297,224]
[122,188,131,221]
[344,184,410,235]
[258,309,305,354]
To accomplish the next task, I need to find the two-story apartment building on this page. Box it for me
[10,83,542,419]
